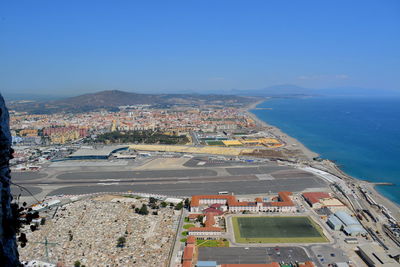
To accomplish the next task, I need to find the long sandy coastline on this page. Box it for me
[245,98,400,220]
[245,99,318,160]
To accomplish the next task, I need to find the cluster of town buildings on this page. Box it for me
[184,191,368,239]
[184,192,296,237]
[301,192,367,236]
[181,192,317,267]
[190,192,296,213]
[176,191,375,267]
[42,126,88,144]
[10,106,256,145]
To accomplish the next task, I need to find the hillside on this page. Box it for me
[8,90,258,114]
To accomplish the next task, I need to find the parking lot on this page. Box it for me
[198,247,310,264]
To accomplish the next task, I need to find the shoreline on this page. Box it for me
[245,98,400,219]
[245,99,319,160]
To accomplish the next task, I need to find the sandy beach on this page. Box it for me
[245,98,400,220]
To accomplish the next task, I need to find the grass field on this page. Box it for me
[183,224,195,229]
[196,239,229,247]
[232,216,328,243]
[206,140,225,146]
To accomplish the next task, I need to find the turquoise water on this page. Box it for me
[251,97,400,205]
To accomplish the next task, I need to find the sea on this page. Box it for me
[251,96,400,206]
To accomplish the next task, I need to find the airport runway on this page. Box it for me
[47,177,326,197]
[10,161,328,199]
[12,172,47,181]
[226,166,293,175]
[56,169,217,180]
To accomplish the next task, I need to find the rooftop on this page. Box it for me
[183,246,194,261]
[319,198,344,207]
[358,243,398,266]
[302,192,331,204]
[69,145,128,157]
[335,211,360,226]
[191,192,294,208]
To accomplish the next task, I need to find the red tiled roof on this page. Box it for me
[188,214,202,219]
[202,207,224,215]
[299,261,315,267]
[182,260,192,267]
[183,246,194,261]
[191,192,294,209]
[191,195,236,207]
[204,213,216,227]
[268,191,294,207]
[302,192,330,204]
[186,235,196,244]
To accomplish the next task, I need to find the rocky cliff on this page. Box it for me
[0,94,20,266]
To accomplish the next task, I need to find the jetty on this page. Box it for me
[252,107,273,110]
[371,182,394,186]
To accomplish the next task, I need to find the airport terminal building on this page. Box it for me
[66,145,129,160]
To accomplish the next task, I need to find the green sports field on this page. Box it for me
[232,216,328,243]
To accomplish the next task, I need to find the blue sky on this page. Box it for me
[0,0,399,95]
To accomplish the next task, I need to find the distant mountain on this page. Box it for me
[232,84,400,97]
[53,90,160,108]
[7,90,258,114]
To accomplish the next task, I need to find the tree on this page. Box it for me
[68,230,73,241]
[184,198,190,208]
[196,215,204,223]
[149,203,159,209]
[74,260,81,267]
[149,197,157,204]
[160,201,167,208]
[175,202,183,210]
[138,204,149,215]
[117,236,126,248]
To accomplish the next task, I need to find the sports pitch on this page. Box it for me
[232,216,328,243]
